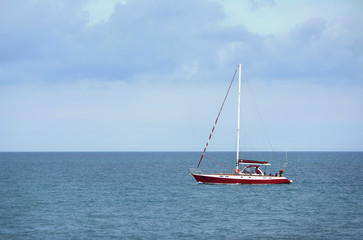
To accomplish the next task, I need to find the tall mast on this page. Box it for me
[236,64,242,170]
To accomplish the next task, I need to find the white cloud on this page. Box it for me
[1,0,362,85]
[84,0,127,25]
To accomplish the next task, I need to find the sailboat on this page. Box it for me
[190,64,292,184]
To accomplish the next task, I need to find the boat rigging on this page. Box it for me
[190,64,293,184]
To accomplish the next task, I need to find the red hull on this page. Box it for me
[192,173,291,184]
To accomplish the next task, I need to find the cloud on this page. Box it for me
[249,0,276,11]
[1,0,362,85]
[289,18,326,43]
[0,0,228,83]
[235,17,363,84]
[0,0,88,82]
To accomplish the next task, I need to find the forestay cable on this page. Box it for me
[197,67,238,169]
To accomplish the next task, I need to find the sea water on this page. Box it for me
[0,152,362,239]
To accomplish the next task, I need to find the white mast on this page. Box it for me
[236,64,242,170]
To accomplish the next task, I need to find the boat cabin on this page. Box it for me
[238,159,271,176]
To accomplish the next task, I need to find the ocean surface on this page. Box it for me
[0,151,362,239]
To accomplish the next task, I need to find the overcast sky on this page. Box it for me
[1,0,362,151]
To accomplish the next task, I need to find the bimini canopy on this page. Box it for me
[239,159,271,165]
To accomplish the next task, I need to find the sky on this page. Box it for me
[0,0,362,151]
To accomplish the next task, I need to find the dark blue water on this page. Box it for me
[0,152,362,239]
